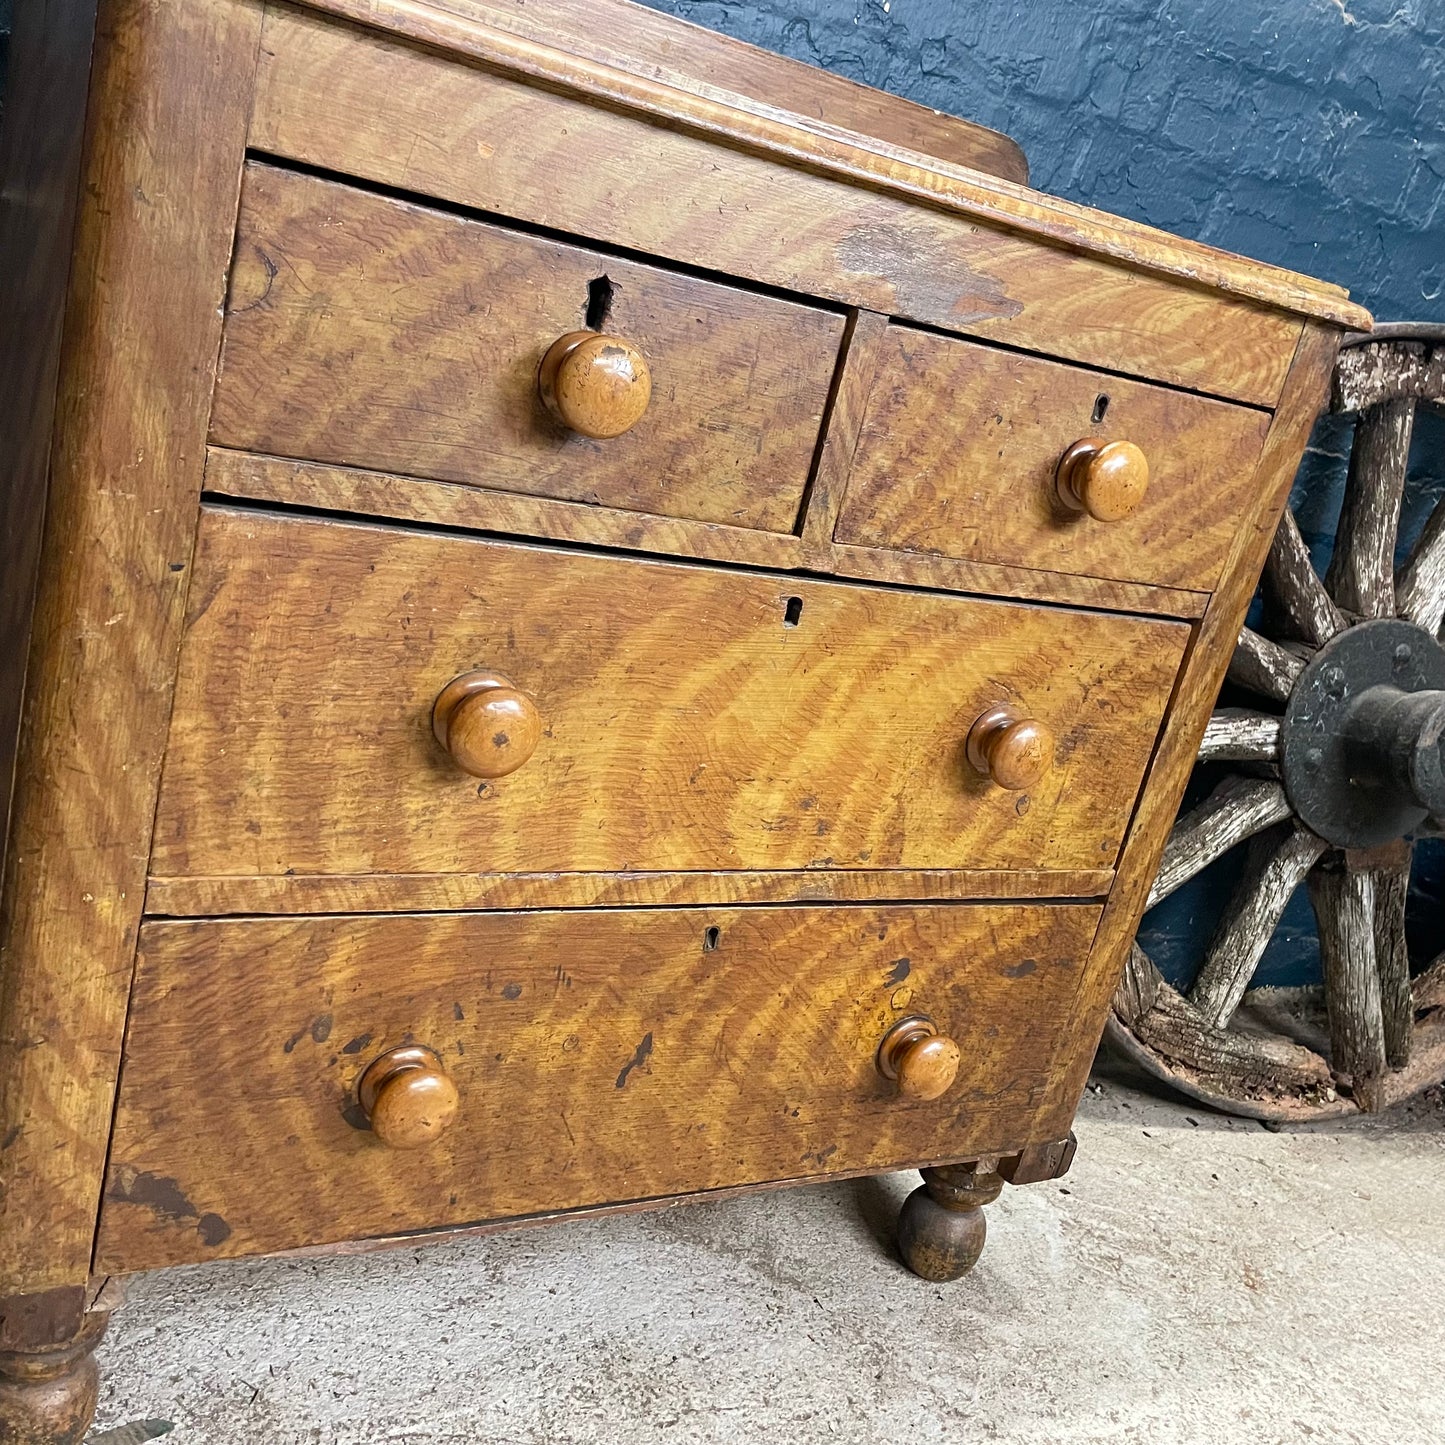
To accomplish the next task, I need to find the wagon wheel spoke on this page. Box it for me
[1148,774,1292,909]
[1197,708,1282,764]
[1396,492,1445,636]
[1264,507,1346,646]
[1227,626,1307,702]
[1326,396,1416,617]
[1307,860,1388,1110]
[1368,848,1413,1068]
[1188,825,1330,1028]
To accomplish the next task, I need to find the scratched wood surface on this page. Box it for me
[0,0,264,1299]
[834,326,1273,592]
[150,507,1189,881]
[250,5,1307,407]
[96,901,1100,1271]
[204,448,1211,619]
[143,865,1115,919]
[213,164,844,532]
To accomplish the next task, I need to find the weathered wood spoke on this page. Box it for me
[1397,492,1445,637]
[1369,850,1413,1069]
[1188,824,1330,1028]
[1227,625,1306,702]
[1264,506,1346,646]
[1147,774,1292,908]
[1308,861,1388,1110]
[1326,396,1415,617]
[1197,708,1282,763]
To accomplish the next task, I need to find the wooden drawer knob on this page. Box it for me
[433,669,541,779]
[357,1046,460,1150]
[1056,436,1150,521]
[878,1016,961,1101]
[538,330,652,439]
[967,705,1055,791]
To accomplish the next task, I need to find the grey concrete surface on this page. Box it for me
[93,1070,1445,1445]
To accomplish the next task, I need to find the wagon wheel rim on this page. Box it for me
[1110,327,1445,1121]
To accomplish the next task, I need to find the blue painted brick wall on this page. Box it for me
[643,0,1444,985]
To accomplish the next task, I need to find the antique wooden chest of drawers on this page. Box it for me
[0,0,1370,1436]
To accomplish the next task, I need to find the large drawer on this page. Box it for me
[834,325,1273,592]
[211,163,847,532]
[96,901,1100,1270]
[149,508,1190,882]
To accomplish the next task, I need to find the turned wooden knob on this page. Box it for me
[877,1016,961,1101]
[538,330,652,438]
[966,704,1055,791]
[1056,436,1150,521]
[358,1046,460,1150]
[433,669,542,779]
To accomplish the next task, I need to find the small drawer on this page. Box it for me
[210,162,847,532]
[96,901,1100,1270]
[834,325,1273,593]
[149,507,1188,883]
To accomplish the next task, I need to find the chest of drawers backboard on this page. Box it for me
[0,0,1370,1437]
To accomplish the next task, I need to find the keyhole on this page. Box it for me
[703,926,721,951]
[585,275,615,331]
[1091,393,1110,425]
[784,596,804,627]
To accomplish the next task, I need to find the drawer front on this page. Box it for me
[150,508,1189,881]
[211,163,846,532]
[97,902,1100,1270]
[834,326,1273,592]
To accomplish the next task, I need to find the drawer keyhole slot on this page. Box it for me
[1091,393,1110,425]
[783,596,804,627]
[585,274,615,331]
[703,926,721,951]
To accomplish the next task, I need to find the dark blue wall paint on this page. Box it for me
[642,0,1444,984]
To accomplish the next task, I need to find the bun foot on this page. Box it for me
[0,1294,109,1445]
[896,1162,1004,1283]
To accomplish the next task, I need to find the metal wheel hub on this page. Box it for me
[1282,618,1445,848]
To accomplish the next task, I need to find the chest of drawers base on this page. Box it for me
[0,0,1367,1437]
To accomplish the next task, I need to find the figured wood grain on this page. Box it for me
[430,0,1031,183]
[0,0,263,1298]
[798,310,890,554]
[150,508,1189,880]
[95,901,1100,1270]
[1040,325,1342,1135]
[213,164,844,532]
[203,449,1211,619]
[250,6,1309,407]
[143,867,1115,918]
[833,327,1272,592]
[273,0,1367,330]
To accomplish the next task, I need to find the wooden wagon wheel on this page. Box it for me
[1108,325,1445,1121]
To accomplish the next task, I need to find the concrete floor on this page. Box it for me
[92,1066,1445,1445]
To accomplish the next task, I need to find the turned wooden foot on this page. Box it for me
[896,1161,1004,1282]
[0,1291,109,1445]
